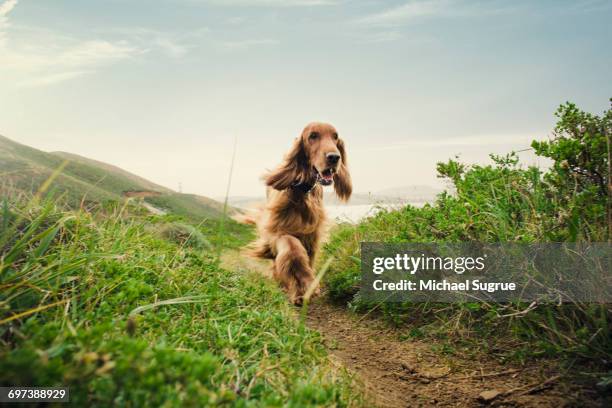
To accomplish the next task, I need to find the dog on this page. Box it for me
[243,122,352,305]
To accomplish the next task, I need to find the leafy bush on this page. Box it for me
[532,100,610,198]
[322,100,611,361]
[532,100,611,240]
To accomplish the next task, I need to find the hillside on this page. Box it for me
[0,135,228,220]
[51,151,173,194]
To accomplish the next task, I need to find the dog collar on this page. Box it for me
[290,180,316,194]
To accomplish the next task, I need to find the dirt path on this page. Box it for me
[221,250,602,407]
[306,299,597,407]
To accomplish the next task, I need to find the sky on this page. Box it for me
[0,0,610,198]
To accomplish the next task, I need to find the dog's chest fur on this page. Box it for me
[267,186,326,255]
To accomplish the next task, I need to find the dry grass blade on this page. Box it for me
[0,299,69,325]
[128,295,209,316]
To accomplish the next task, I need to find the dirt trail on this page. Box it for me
[307,300,592,407]
[221,250,601,407]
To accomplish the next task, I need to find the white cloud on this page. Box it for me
[354,0,515,28]
[221,38,278,48]
[352,0,516,42]
[355,0,451,27]
[16,70,92,88]
[203,0,337,6]
[103,27,198,58]
[571,0,612,13]
[0,0,18,46]
[0,0,17,18]
[154,37,189,57]
[0,1,143,87]
[57,40,139,69]
[2,39,140,71]
[365,133,542,151]
[360,30,403,43]
[226,16,247,25]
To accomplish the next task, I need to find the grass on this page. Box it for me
[0,197,362,406]
[145,193,226,222]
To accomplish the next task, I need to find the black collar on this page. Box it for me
[290,180,316,194]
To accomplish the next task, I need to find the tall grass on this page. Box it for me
[0,197,361,406]
[218,136,238,258]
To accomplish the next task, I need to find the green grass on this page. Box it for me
[145,193,226,222]
[0,198,361,407]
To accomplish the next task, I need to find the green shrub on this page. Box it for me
[322,100,611,361]
[532,100,611,241]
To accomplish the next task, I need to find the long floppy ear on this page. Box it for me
[333,138,352,202]
[265,137,309,190]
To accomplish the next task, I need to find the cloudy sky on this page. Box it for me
[0,0,610,198]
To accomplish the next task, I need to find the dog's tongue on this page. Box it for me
[321,169,334,182]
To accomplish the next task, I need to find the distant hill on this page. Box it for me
[0,134,229,220]
[51,151,173,194]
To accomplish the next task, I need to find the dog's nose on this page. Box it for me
[326,152,341,165]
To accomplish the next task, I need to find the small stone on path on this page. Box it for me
[478,389,502,403]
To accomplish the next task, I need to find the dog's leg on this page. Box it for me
[274,235,319,305]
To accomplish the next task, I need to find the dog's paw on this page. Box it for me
[290,285,320,306]
[292,294,304,306]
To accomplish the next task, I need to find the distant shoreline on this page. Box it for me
[325,202,426,223]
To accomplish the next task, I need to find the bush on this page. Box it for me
[321,100,611,360]
[532,100,611,241]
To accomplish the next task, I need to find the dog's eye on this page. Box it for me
[309,132,319,140]
[333,133,338,140]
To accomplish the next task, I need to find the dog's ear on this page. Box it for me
[333,138,352,202]
[265,137,309,190]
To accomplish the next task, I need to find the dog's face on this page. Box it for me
[265,121,352,201]
[300,122,342,186]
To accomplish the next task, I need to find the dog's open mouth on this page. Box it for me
[316,168,335,186]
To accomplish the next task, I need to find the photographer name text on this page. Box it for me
[372,279,516,293]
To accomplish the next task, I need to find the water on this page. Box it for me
[235,202,427,224]
[325,203,424,223]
